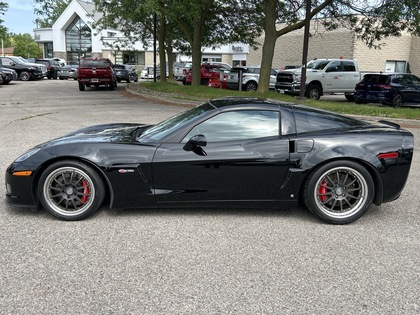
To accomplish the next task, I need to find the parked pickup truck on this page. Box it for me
[77,58,117,91]
[275,58,361,100]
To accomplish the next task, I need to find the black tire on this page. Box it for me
[345,95,354,102]
[78,82,85,91]
[117,78,121,83]
[59,77,64,80]
[20,71,31,81]
[391,93,403,107]
[127,77,131,83]
[109,81,115,90]
[3,80,11,85]
[38,160,105,220]
[244,81,258,91]
[306,84,322,100]
[303,160,374,224]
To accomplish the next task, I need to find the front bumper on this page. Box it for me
[5,165,37,207]
[275,82,301,94]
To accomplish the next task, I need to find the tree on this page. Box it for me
[9,33,42,58]
[0,1,8,40]
[256,0,420,94]
[93,0,263,85]
[34,0,71,28]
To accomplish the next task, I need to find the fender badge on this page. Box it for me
[118,169,135,173]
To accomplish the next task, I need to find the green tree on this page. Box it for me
[0,1,8,40]
[34,0,71,28]
[9,33,42,58]
[256,0,420,94]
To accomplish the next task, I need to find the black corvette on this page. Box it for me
[5,97,414,224]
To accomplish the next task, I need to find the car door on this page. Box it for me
[324,61,344,92]
[408,74,420,103]
[151,110,290,203]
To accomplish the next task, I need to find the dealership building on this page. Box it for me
[34,0,420,74]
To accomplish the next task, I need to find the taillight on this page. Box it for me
[377,84,392,89]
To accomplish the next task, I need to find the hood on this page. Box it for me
[38,123,151,148]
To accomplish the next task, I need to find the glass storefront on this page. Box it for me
[65,16,92,65]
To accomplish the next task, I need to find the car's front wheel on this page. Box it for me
[20,71,31,81]
[304,161,374,224]
[306,84,322,100]
[38,160,105,220]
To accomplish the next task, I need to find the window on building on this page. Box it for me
[65,16,92,65]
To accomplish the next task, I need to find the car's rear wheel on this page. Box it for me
[20,71,31,81]
[78,82,85,91]
[304,161,374,224]
[306,84,321,100]
[392,93,403,107]
[38,160,105,221]
[345,95,354,101]
[244,81,258,91]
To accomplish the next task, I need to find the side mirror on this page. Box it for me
[183,134,207,156]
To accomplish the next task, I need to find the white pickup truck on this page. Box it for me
[275,58,361,100]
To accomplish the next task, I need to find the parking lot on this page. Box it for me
[1,79,419,314]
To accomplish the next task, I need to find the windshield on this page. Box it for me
[139,102,215,141]
[307,60,330,70]
[9,57,25,64]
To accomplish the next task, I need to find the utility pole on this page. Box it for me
[298,0,311,98]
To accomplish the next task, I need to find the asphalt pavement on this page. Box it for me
[0,79,419,314]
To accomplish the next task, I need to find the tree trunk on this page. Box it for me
[191,19,203,86]
[257,0,277,94]
[166,40,175,80]
[158,11,167,82]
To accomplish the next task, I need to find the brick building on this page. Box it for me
[248,19,420,75]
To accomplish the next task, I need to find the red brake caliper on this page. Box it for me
[318,180,327,202]
[81,180,89,203]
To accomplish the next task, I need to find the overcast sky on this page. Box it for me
[2,0,37,35]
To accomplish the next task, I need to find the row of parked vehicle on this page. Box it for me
[0,56,140,86]
[177,59,420,108]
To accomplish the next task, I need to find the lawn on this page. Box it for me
[139,81,420,120]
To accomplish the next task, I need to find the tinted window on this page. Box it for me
[362,74,389,84]
[343,61,356,71]
[293,107,368,134]
[183,110,279,142]
[81,59,111,68]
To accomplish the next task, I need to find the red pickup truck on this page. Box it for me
[77,58,117,91]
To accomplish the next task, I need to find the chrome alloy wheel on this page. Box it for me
[314,166,368,220]
[42,166,96,217]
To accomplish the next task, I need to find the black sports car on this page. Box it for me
[5,97,414,224]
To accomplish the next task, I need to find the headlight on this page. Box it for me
[294,74,301,83]
[15,148,40,162]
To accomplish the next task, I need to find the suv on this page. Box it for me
[35,59,62,79]
[0,67,18,84]
[226,66,277,91]
[184,63,231,85]
[0,56,47,81]
[114,64,138,83]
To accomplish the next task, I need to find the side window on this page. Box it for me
[343,61,356,72]
[2,58,13,66]
[182,110,279,143]
[410,75,420,86]
[326,61,341,72]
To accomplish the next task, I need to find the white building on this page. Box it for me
[33,0,249,68]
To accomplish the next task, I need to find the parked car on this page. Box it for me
[0,70,4,85]
[184,63,231,85]
[354,73,420,107]
[77,58,117,91]
[5,97,414,224]
[57,65,78,80]
[35,59,62,79]
[173,61,192,81]
[226,66,278,91]
[141,65,158,79]
[0,56,47,81]
[114,64,138,83]
[0,67,18,84]
[276,58,361,100]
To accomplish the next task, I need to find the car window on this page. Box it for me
[343,61,356,71]
[81,59,111,68]
[293,107,368,134]
[326,61,341,72]
[182,110,279,143]
[410,75,420,86]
